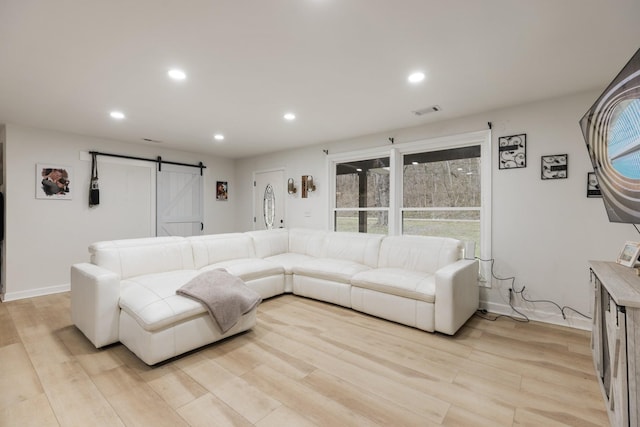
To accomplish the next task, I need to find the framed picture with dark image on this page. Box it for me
[36,163,72,200]
[587,172,602,198]
[216,181,228,201]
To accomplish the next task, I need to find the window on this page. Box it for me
[329,130,491,264]
[402,146,481,255]
[335,157,390,234]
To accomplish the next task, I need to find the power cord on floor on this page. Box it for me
[475,308,529,323]
[474,257,591,323]
[511,284,591,320]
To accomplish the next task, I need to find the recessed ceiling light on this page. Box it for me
[168,69,187,80]
[412,161,419,165]
[110,111,125,119]
[408,72,425,83]
[214,134,224,141]
[284,113,296,121]
[356,168,363,172]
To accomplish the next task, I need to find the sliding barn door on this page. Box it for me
[157,164,204,236]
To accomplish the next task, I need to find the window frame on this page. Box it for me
[328,146,393,233]
[398,140,483,246]
[328,130,492,285]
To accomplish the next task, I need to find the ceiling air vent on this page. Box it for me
[412,105,441,116]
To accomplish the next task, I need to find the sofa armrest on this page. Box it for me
[434,259,479,335]
[70,263,121,348]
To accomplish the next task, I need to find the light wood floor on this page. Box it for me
[0,292,608,427]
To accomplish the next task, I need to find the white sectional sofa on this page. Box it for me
[71,228,478,365]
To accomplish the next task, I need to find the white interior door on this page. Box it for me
[157,164,204,236]
[86,156,156,239]
[253,169,285,230]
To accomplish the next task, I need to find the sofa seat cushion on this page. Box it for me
[264,253,315,274]
[199,258,283,281]
[293,258,370,284]
[351,268,435,303]
[119,270,206,332]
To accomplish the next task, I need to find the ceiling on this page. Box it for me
[1,1,639,159]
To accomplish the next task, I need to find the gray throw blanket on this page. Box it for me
[177,269,262,333]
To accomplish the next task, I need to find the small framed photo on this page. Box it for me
[36,164,72,200]
[498,134,526,169]
[541,154,568,180]
[216,181,228,201]
[616,241,640,267]
[587,172,602,198]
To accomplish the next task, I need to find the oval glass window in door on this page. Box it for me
[263,184,275,229]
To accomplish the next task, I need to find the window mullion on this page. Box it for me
[389,148,400,236]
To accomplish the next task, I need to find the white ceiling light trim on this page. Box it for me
[408,72,425,83]
[168,69,187,80]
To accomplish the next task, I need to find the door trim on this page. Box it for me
[252,167,286,230]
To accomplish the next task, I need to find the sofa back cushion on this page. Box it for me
[188,233,256,269]
[247,228,289,258]
[324,231,384,268]
[288,228,327,257]
[90,236,195,279]
[378,235,462,273]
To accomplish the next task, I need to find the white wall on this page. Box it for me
[235,144,328,231]
[235,90,636,329]
[2,123,236,301]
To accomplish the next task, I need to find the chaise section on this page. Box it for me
[119,270,203,331]
[119,308,257,366]
[71,236,197,348]
[71,234,260,365]
[118,269,257,365]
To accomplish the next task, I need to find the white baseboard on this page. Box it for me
[480,300,592,331]
[1,283,70,302]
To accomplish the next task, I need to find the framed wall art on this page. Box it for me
[498,133,526,169]
[36,164,72,200]
[587,172,602,198]
[541,154,568,180]
[616,241,640,267]
[216,181,228,201]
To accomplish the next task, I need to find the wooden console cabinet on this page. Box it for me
[589,261,640,427]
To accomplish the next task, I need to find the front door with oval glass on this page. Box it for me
[253,169,285,230]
